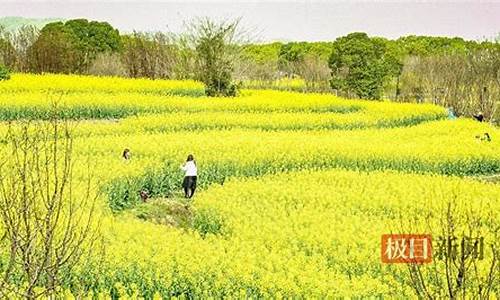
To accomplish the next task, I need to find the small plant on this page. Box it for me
[192,208,225,237]
[0,64,10,81]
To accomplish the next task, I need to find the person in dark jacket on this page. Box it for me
[123,148,131,160]
[473,112,484,122]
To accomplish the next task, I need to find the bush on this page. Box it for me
[205,79,238,97]
[87,52,128,77]
[0,64,10,81]
[192,208,225,237]
[189,18,242,97]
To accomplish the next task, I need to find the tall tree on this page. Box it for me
[64,19,121,72]
[121,31,177,79]
[187,18,243,97]
[329,32,389,99]
[0,26,16,69]
[27,22,80,73]
[27,19,121,74]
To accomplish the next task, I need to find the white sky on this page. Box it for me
[1,0,499,41]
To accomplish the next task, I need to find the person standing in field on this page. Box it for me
[473,111,484,122]
[180,154,198,198]
[446,107,457,120]
[123,148,131,160]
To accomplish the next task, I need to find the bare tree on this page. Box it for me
[121,31,178,79]
[87,52,128,77]
[0,25,17,69]
[399,49,500,123]
[9,25,40,72]
[233,51,277,84]
[296,54,332,92]
[400,201,499,298]
[0,116,99,299]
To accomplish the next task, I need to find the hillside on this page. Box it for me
[0,16,63,31]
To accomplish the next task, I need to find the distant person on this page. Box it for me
[123,148,131,160]
[481,132,491,142]
[180,154,198,199]
[140,190,149,202]
[475,133,491,142]
[447,107,457,120]
[473,112,484,122]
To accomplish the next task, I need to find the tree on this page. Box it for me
[121,31,177,79]
[64,19,121,72]
[0,115,99,298]
[399,49,500,123]
[296,54,331,92]
[0,26,17,69]
[402,202,499,298]
[383,39,405,100]
[27,22,80,73]
[27,19,121,74]
[87,52,128,77]
[278,42,332,77]
[278,42,308,76]
[187,18,243,97]
[237,42,281,84]
[8,25,40,72]
[329,32,389,99]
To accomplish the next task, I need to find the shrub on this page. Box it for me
[188,18,242,97]
[192,208,225,237]
[0,64,10,81]
[87,52,128,77]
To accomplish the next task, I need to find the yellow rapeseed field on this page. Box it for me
[0,74,498,298]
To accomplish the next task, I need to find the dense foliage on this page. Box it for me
[26,19,121,73]
[328,32,389,99]
[190,19,240,97]
[0,63,10,80]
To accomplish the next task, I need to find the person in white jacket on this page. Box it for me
[180,154,197,198]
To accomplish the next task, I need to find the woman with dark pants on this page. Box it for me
[180,154,197,198]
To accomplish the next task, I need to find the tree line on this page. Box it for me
[0,18,498,120]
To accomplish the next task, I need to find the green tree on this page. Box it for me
[64,19,121,72]
[396,35,473,57]
[27,22,79,73]
[382,39,405,99]
[239,42,281,82]
[279,42,308,66]
[188,18,242,97]
[242,42,281,65]
[28,19,121,73]
[329,32,389,99]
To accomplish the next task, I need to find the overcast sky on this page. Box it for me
[1,1,499,41]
